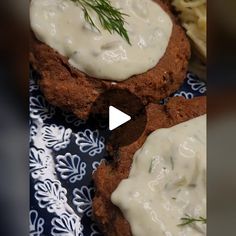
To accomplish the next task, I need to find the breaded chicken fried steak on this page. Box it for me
[30,0,190,119]
[92,96,206,236]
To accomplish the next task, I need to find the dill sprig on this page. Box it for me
[148,158,155,173]
[178,214,207,226]
[71,0,131,44]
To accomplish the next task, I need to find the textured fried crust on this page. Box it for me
[29,0,190,119]
[92,96,206,236]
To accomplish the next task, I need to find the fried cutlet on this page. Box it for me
[29,0,190,120]
[92,96,206,236]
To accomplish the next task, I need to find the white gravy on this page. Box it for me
[30,0,173,81]
[111,115,206,236]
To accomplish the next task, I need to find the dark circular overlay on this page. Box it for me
[89,89,147,147]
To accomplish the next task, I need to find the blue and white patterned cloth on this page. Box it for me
[29,70,206,236]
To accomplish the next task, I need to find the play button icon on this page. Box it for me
[109,106,131,131]
[89,88,147,147]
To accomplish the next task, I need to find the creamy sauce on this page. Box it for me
[30,0,173,81]
[111,115,206,236]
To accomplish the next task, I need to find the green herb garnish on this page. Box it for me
[149,158,155,173]
[178,214,207,226]
[170,156,174,170]
[71,0,131,44]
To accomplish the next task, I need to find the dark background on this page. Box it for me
[0,0,235,235]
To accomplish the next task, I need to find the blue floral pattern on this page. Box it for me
[174,91,194,99]
[30,95,56,121]
[30,70,206,235]
[187,73,206,94]
[62,110,86,127]
[56,153,87,183]
[29,210,45,236]
[29,70,39,92]
[30,147,51,179]
[91,223,102,236]
[42,124,72,151]
[73,186,94,217]
[75,129,105,156]
[34,179,67,214]
[51,213,83,236]
[30,120,38,142]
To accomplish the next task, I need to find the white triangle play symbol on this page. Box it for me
[109,106,131,131]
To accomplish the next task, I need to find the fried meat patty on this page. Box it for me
[92,96,206,236]
[30,0,190,119]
